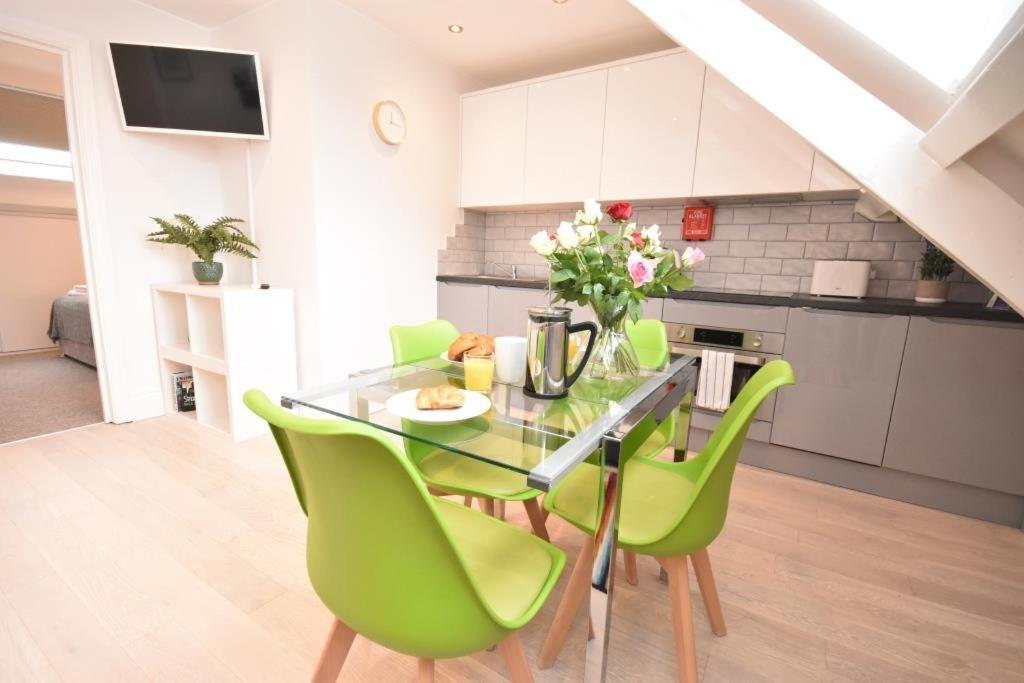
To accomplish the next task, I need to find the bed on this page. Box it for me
[47,294,96,367]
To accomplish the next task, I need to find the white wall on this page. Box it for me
[213,0,322,384]
[0,0,248,421]
[215,0,467,385]
[308,0,465,380]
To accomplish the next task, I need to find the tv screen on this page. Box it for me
[109,42,268,139]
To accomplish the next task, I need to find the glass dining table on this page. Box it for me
[281,352,698,681]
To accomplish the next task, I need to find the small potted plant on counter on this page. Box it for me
[146,214,259,285]
[529,199,704,379]
[915,241,955,303]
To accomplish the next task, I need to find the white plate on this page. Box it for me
[439,351,462,364]
[385,388,490,425]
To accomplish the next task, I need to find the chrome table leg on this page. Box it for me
[586,433,623,682]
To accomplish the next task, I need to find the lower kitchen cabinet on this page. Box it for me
[437,283,489,333]
[771,308,909,465]
[486,286,550,337]
[882,317,1024,495]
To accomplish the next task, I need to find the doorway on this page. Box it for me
[0,38,103,443]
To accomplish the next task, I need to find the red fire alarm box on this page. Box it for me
[682,205,715,241]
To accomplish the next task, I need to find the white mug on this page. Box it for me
[494,336,527,385]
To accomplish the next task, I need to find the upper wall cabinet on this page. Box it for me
[523,69,608,204]
[809,151,859,191]
[460,86,528,207]
[692,70,814,197]
[600,52,705,201]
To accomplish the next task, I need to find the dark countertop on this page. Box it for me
[437,275,1024,324]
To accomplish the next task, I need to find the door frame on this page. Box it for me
[0,15,120,423]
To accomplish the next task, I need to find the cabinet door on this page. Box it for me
[437,283,489,334]
[600,52,705,200]
[486,286,549,338]
[771,308,908,465]
[883,318,1024,495]
[692,70,814,197]
[524,69,608,203]
[460,87,528,207]
[809,152,858,191]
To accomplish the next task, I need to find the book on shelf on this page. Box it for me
[172,370,196,412]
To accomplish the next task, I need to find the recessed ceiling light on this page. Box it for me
[448,24,463,33]
[553,0,569,4]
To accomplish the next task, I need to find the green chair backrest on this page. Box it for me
[643,360,795,556]
[626,318,669,369]
[243,389,511,657]
[390,319,460,365]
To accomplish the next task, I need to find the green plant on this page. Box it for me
[146,214,259,264]
[920,240,954,281]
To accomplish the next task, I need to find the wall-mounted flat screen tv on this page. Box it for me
[108,42,269,140]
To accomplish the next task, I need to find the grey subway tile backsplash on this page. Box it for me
[438,199,990,301]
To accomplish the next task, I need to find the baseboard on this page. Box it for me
[690,428,1024,528]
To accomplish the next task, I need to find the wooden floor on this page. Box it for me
[1,417,1023,682]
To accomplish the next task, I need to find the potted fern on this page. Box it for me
[146,214,259,285]
[915,240,955,303]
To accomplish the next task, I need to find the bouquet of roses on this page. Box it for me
[529,199,705,325]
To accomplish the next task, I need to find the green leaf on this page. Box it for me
[666,271,695,291]
[550,269,576,283]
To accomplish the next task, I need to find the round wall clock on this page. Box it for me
[372,100,406,145]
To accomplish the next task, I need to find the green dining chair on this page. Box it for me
[537,360,795,682]
[244,390,565,682]
[389,320,551,540]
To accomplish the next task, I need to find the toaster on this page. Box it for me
[809,260,871,298]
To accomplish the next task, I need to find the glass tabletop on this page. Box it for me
[282,353,697,490]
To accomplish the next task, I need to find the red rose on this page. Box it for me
[629,231,644,247]
[607,202,633,222]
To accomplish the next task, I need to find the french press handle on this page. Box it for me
[564,321,598,389]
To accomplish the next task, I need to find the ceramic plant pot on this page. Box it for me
[192,261,224,285]
[914,279,949,304]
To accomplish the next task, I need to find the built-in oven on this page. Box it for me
[665,321,784,437]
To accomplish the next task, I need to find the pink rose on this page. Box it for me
[629,231,644,248]
[627,250,655,287]
[681,246,706,267]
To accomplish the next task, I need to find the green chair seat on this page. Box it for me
[544,457,697,552]
[420,450,540,500]
[436,498,563,623]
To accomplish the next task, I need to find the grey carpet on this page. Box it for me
[0,350,103,444]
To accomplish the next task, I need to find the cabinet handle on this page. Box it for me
[800,306,897,319]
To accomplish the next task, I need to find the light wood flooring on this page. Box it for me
[1,417,1023,682]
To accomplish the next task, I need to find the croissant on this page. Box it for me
[415,385,465,410]
[447,332,496,361]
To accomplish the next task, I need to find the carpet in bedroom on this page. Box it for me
[0,349,103,444]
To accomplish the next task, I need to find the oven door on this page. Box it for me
[671,343,778,421]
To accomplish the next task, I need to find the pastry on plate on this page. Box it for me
[447,332,496,361]
[415,385,465,410]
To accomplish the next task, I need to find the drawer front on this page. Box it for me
[663,299,789,333]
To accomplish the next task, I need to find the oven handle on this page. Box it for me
[670,343,769,367]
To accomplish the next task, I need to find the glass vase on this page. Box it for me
[585,300,640,380]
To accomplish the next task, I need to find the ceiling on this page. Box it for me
[137,0,676,87]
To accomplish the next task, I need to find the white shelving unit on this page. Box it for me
[151,283,297,441]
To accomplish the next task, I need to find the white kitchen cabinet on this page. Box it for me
[460,86,528,207]
[809,152,859,191]
[437,282,489,334]
[486,286,550,338]
[692,70,814,197]
[600,52,705,200]
[524,69,608,204]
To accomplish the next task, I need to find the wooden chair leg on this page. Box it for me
[312,618,357,683]
[482,498,496,516]
[661,556,698,683]
[538,538,596,669]
[522,499,550,541]
[691,547,726,636]
[417,658,435,682]
[498,633,534,683]
[623,550,639,585]
[463,495,472,507]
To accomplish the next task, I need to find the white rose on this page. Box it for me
[576,224,596,244]
[529,230,557,256]
[641,224,662,247]
[581,198,602,225]
[681,246,706,267]
[555,221,580,249]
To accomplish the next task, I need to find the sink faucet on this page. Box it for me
[487,262,518,279]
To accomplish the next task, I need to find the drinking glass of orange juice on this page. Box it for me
[464,349,494,393]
